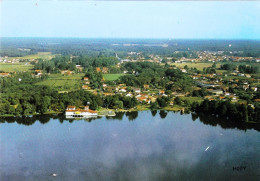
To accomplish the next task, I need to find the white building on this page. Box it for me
[65,106,97,118]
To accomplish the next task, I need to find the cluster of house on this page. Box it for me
[96,67,108,73]
[193,71,259,102]
[32,69,75,78]
[34,70,43,78]
[127,52,141,56]
[61,70,74,75]
[82,77,90,90]
[0,57,20,63]
[80,74,172,104]
[76,65,83,72]
[121,50,258,64]
[0,70,43,78]
[79,62,259,105]
[100,83,168,104]
[0,72,11,77]
[34,67,84,78]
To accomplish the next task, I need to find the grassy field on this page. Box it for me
[174,62,226,73]
[173,62,260,74]
[103,74,124,81]
[35,73,84,91]
[180,96,204,103]
[173,62,218,71]
[11,52,54,60]
[48,73,84,80]
[222,76,255,81]
[164,105,185,111]
[0,63,34,72]
[1,52,55,72]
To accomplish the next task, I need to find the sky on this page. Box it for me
[1,1,260,39]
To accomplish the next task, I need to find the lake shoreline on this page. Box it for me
[1,106,259,124]
[0,105,186,118]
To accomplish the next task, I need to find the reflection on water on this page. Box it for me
[151,110,157,117]
[1,111,259,132]
[125,111,138,121]
[0,111,260,180]
[159,110,168,119]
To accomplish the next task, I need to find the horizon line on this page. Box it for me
[1,37,260,41]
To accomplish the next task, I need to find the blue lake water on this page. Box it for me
[0,111,260,181]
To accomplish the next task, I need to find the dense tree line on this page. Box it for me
[0,48,37,57]
[220,63,237,71]
[227,50,260,58]
[0,72,44,93]
[85,71,103,89]
[33,55,119,73]
[0,73,99,116]
[191,99,260,123]
[220,64,259,74]
[0,86,139,116]
[171,51,198,58]
[72,55,118,68]
[203,67,216,74]
[164,68,193,93]
[192,88,208,97]
[121,62,163,74]
[34,56,76,73]
[150,96,171,109]
[119,62,166,87]
[103,95,138,109]
[238,65,259,74]
[0,88,139,116]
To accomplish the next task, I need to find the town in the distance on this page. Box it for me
[0,38,259,123]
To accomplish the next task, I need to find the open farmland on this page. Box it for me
[103,74,124,81]
[173,62,260,74]
[14,52,54,60]
[0,63,33,72]
[35,73,84,91]
[48,73,84,80]
[173,62,219,71]
[179,96,204,103]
